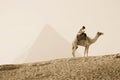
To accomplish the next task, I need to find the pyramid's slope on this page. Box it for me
[0,54,120,80]
[24,25,73,63]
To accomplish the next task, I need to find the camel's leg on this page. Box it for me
[72,46,77,57]
[84,47,87,57]
[72,43,78,57]
[86,46,89,57]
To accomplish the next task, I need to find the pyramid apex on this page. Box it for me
[42,24,56,32]
[44,24,52,28]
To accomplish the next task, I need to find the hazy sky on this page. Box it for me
[0,0,120,64]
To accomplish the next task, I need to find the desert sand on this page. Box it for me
[0,53,120,80]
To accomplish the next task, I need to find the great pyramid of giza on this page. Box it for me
[16,25,75,63]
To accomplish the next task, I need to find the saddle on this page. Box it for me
[77,33,87,41]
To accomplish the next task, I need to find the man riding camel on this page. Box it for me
[72,26,87,50]
[77,26,87,42]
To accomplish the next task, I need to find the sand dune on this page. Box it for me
[0,53,120,80]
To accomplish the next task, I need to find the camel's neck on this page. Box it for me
[90,34,100,44]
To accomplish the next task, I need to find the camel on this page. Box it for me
[72,26,103,57]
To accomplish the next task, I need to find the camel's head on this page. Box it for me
[97,32,104,36]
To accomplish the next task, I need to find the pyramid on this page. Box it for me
[17,25,75,63]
